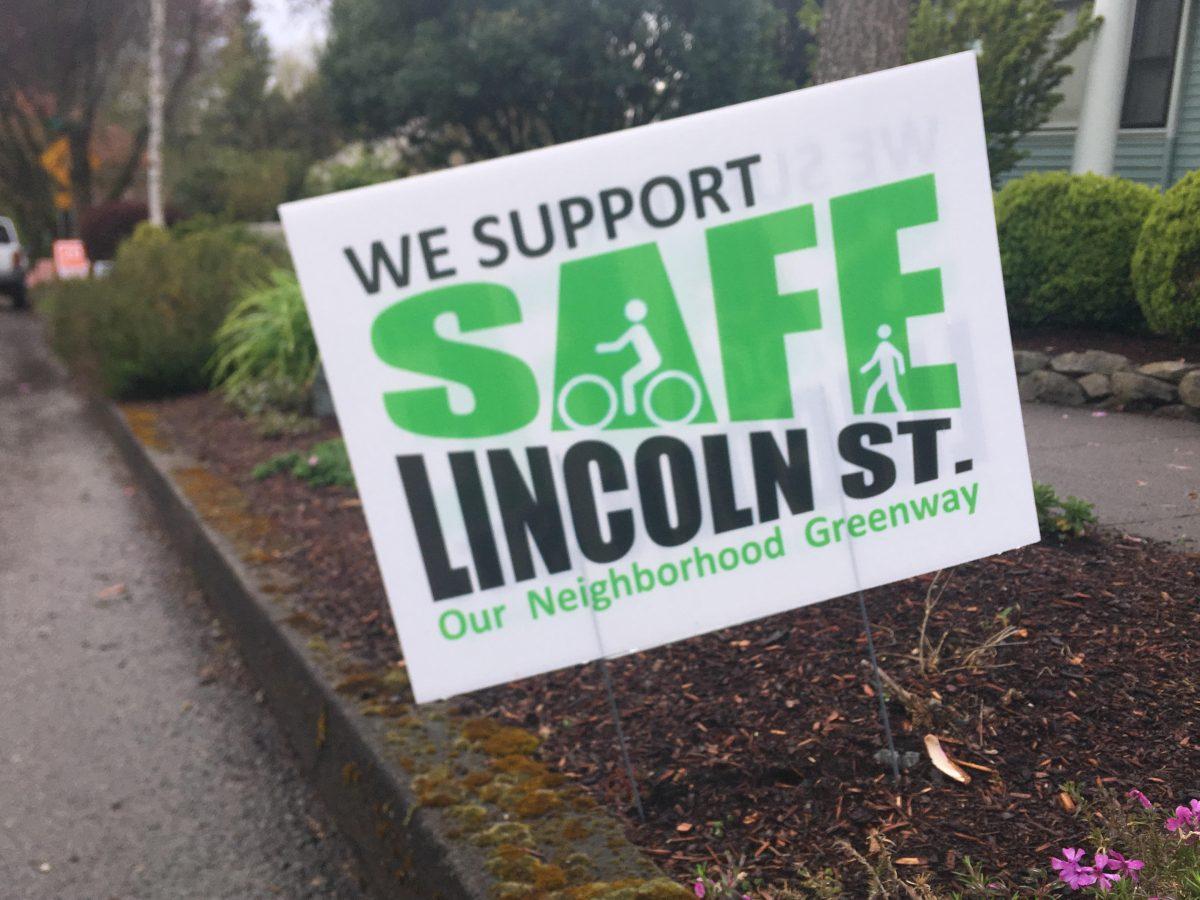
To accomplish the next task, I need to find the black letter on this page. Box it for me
[688,166,730,219]
[344,237,411,294]
[559,196,595,249]
[635,437,702,546]
[473,215,509,268]
[396,455,471,600]
[838,423,896,499]
[897,418,952,484]
[640,176,686,228]
[510,205,555,257]
[419,227,456,280]
[564,441,634,563]
[449,452,504,590]
[750,429,814,521]
[487,448,571,581]
[599,187,634,239]
[703,434,753,533]
[725,154,762,207]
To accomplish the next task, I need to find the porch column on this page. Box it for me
[1072,0,1138,175]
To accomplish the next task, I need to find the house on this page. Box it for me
[1007,0,1199,187]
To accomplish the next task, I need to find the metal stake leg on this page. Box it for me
[857,591,901,784]
[597,657,646,822]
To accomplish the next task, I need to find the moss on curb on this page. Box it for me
[158,449,674,898]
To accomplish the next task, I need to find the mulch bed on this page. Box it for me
[1012,326,1200,366]
[150,392,1200,894]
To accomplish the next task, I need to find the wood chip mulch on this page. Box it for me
[150,391,1200,892]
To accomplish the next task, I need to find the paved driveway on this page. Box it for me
[1023,402,1200,548]
[0,310,365,899]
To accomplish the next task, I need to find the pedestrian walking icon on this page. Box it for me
[860,324,907,414]
[555,298,702,430]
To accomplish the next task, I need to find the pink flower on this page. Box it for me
[1091,853,1121,892]
[307,454,320,467]
[1106,851,1144,882]
[1052,848,1097,890]
[693,881,706,898]
[1127,788,1152,809]
[1165,805,1197,832]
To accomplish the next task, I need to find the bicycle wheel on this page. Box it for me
[642,370,702,426]
[557,374,618,430]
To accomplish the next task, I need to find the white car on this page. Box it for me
[0,216,27,309]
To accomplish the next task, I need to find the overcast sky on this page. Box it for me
[254,0,328,63]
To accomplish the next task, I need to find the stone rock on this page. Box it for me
[1111,371,1178,406]
[1136,359,1197,383]
[1180,370,1200,409]
[1013,350,1050,375]
[1077,373,1112,400]
[1050,349,1131,376]
[1154,404,1200,422]
[1021,370,1086,406]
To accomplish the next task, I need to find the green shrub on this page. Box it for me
[995,172,1159,329]
[252,438,355,488]
[211,269,317,415]
[1132,169,1200,339]
[172,147,303,222]
[40,223,273,399]
[1034,481,1096,540]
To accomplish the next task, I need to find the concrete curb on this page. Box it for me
[89,396,674,900]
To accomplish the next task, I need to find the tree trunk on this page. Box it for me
[148,0,165,226]
[814,0,911,85]
[68,126,94,228]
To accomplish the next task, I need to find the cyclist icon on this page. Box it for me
[860,324,908,414]
[556,298,702,430]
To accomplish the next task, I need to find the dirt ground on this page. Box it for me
[150,392,1200,893]
[1011,326,1200,365]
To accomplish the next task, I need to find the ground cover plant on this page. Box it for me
[253,437,354,488]
[148,392,1200,896]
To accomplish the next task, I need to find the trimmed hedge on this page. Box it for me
[995,172,1159,329]
[1132,169,1200,339]
[39,223,274,399]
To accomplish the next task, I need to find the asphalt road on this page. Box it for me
[1023,402,1200,548]
[0,308,366,898]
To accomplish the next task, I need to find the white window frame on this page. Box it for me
[1120,0,1193,135]
[1036,0,1193,136]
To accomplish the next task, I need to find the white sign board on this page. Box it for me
[281,53,1038,703]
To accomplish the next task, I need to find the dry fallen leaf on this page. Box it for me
[96,583,127,601]
[1059,791,1076,812]
[676,822,693,834]
[924,734,971,784]
[895,857,926,866]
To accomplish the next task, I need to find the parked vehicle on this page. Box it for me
[0,216,28,309]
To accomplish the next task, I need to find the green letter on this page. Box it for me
[371,282,538,437]
[707,206,822,421]
[552,243,715,431]
[830,175,960,414]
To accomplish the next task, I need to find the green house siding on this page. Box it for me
[1005,132,1168,185]
[1004,1,1199,187]
[1170,1,1200,178]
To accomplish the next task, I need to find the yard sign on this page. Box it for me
[281,53,1038,703]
